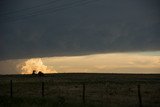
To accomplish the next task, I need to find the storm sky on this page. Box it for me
[0,0,160,60]
[0,0,160,74]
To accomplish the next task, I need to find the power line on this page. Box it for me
[25,0,97,17]
[0,0,100,23]
[1,0,84,20]
[0,0,61,16]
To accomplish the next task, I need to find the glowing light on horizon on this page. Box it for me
[17,58,57,74]
[41,52,160,73]
[0,51,159,74]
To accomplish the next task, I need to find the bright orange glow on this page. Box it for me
[42,52,160,73]
[17,58,57,74]
[0,52,159,74]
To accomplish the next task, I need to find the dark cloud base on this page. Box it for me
[0,0,160,60]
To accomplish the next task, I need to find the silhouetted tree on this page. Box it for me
[32,70,36,75]
[38,71,44,76]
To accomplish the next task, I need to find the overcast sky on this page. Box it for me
[0,0,160,60]
[0,0,160,74]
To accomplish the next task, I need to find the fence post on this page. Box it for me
[82,83,86,104]
[42,82,44,97]
[10,80,13,98]
[138,84,142,107]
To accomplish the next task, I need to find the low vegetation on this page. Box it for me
[0,73,160,107]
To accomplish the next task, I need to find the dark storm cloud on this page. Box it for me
[0,0,160,60]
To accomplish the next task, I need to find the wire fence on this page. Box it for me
[1,79,159,107]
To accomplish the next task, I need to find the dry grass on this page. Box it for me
[0,73,160,107]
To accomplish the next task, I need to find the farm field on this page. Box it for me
[0,73,160,107]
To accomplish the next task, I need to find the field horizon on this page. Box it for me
[0,73,160,107]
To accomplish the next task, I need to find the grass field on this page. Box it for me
[0,73,160,107]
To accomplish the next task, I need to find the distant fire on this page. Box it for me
[17,58,57,74]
